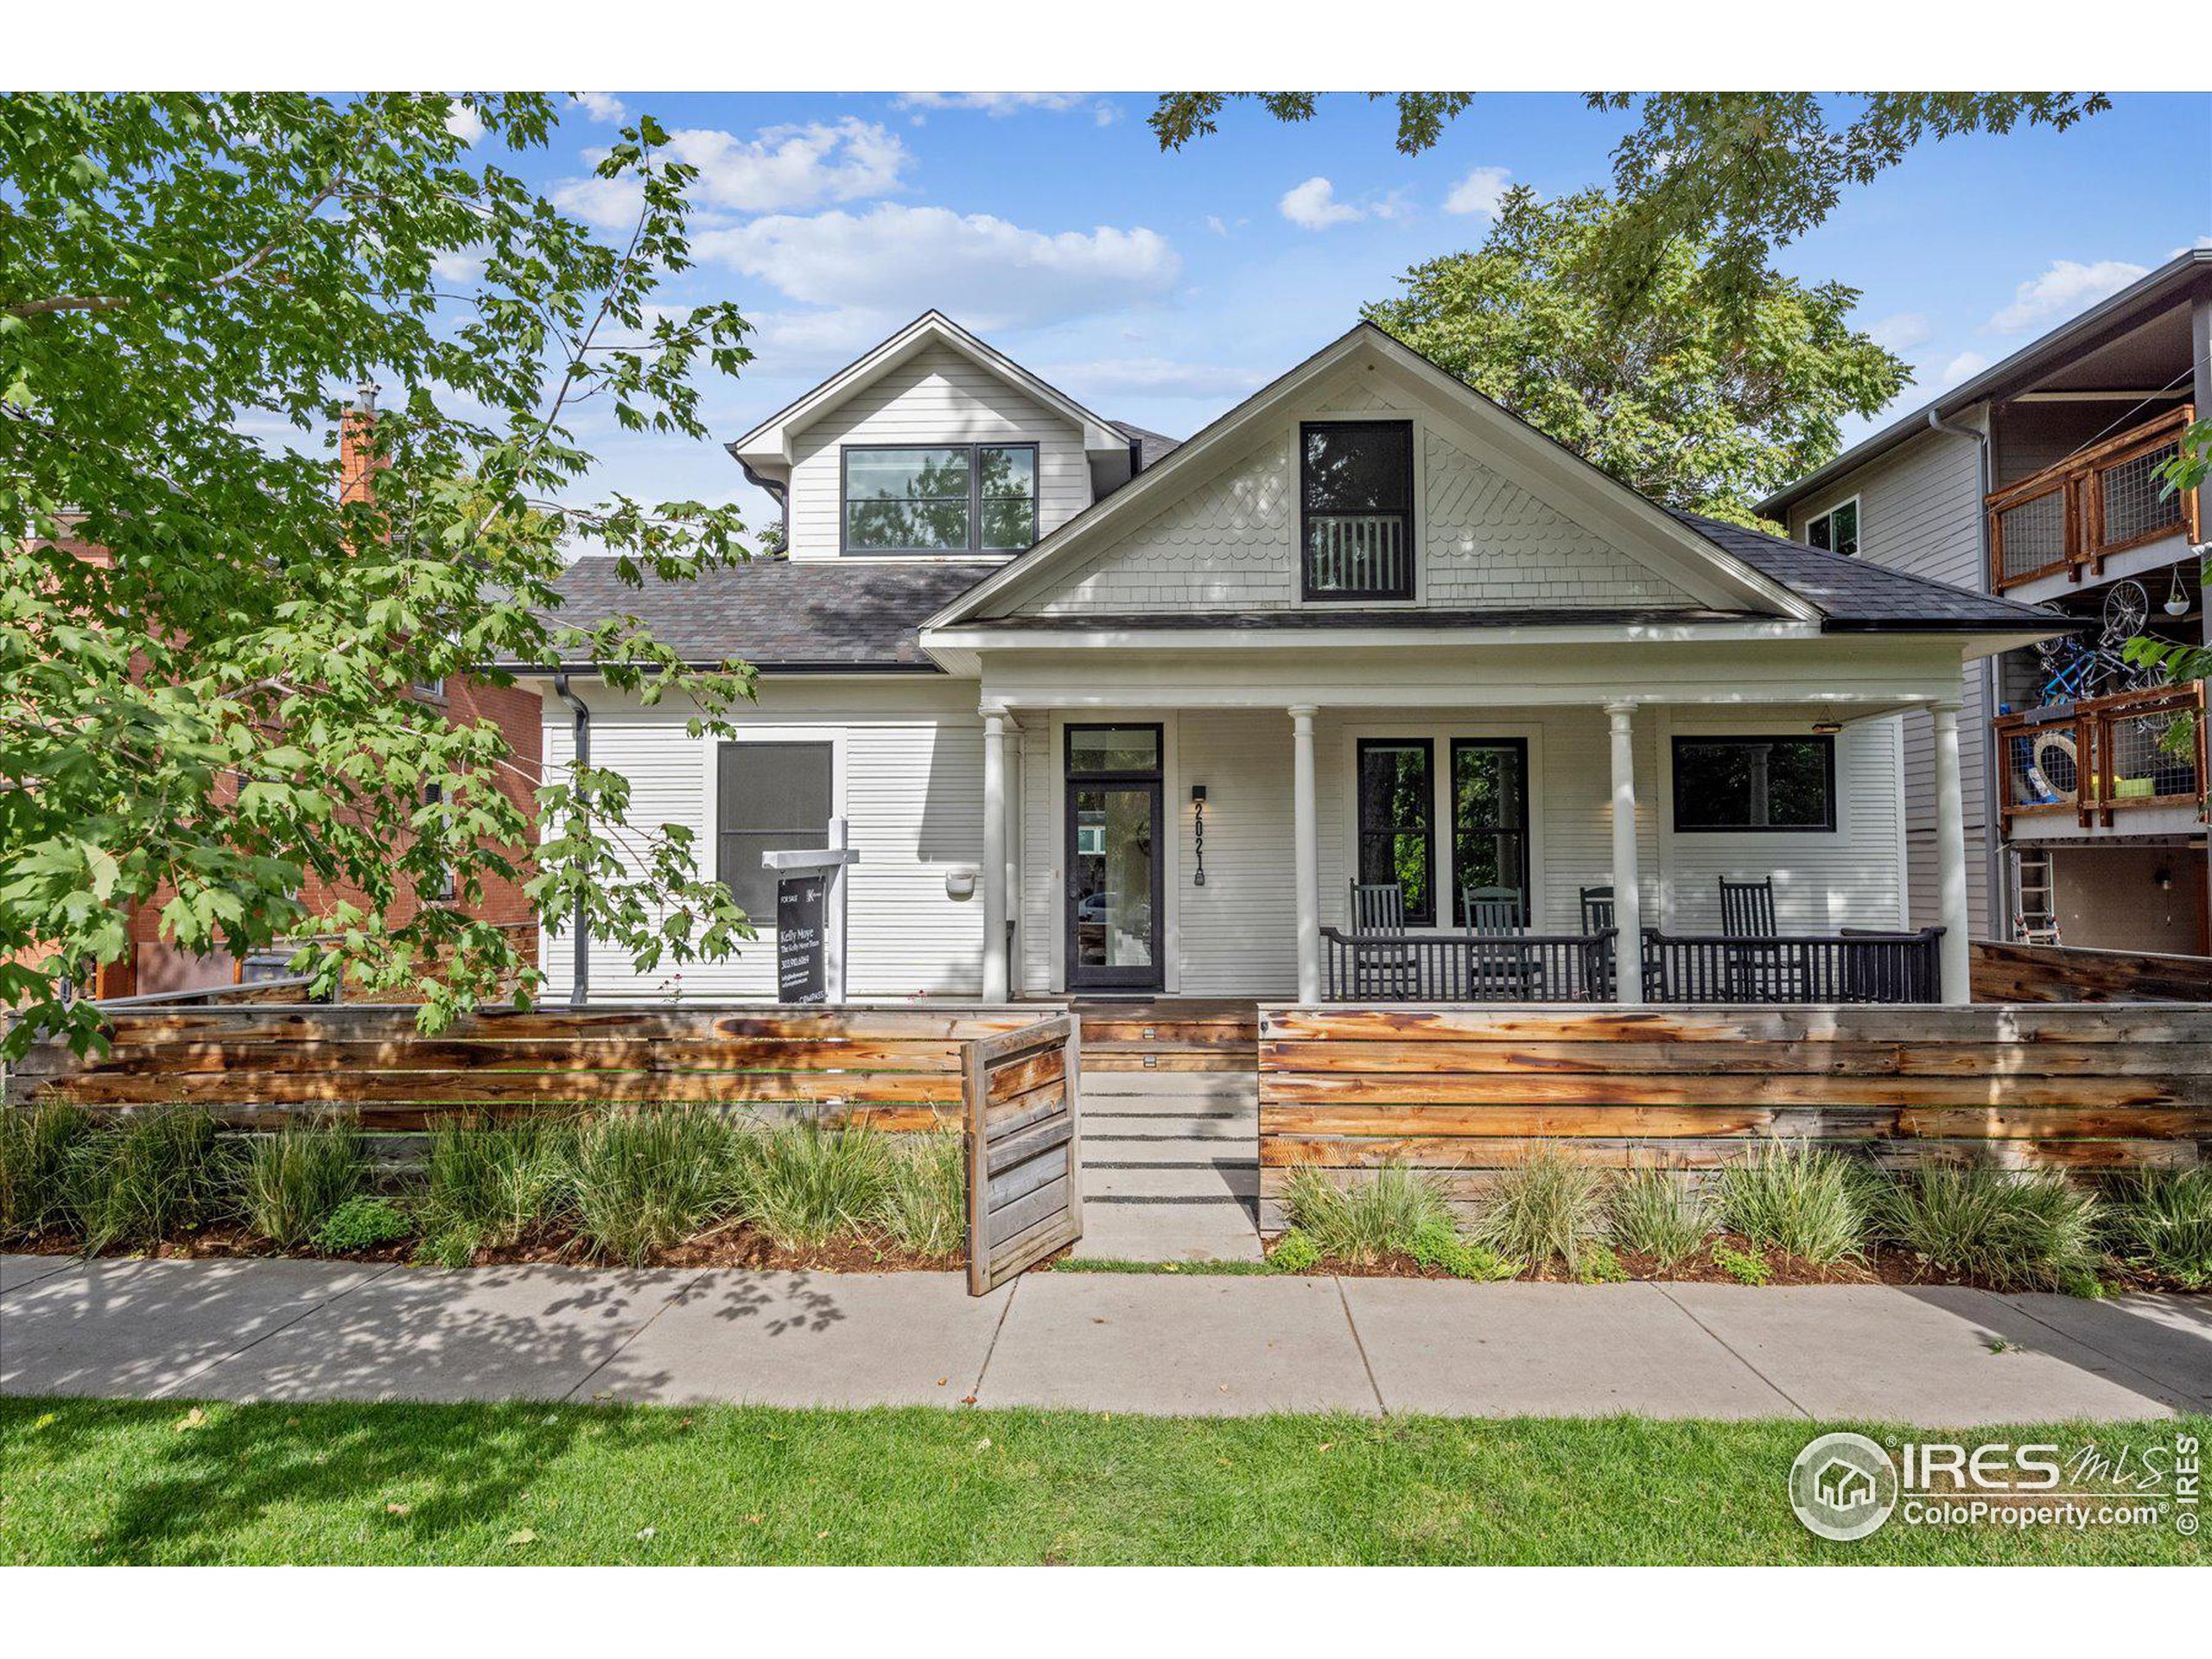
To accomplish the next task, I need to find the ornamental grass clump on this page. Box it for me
[1607,1168,1719,1272]
[0,1101,92,1242]
[1470,1144,1611,1274]
[880,1133,965,1257]
[1717,1142,1870,1267]
[1280,1163,1457,1266]
[417,1111,578,1268]
[734,1122,898,1251]
[2104,1167,2212,1288]
[63,1105,232,1253]
[569,1107,742,1266]
[1876,1164,2103,1293]
[238,1115,368,1248]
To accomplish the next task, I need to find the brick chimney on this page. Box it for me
[340,380,383,505]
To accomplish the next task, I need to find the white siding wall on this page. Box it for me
[541,678,987,1001]
[1788,422,1993,937]
[785,341,1091,561]
[1017,385,1697,616]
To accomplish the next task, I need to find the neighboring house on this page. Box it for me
[1760,250,2211,956]
[515,310,2057,1007]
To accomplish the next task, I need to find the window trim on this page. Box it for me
[1803,495,1861,557]
[1300,419,1415,602]
[1354,735,1438,925]
[837,441,1039,557]
[1669,734,1839,835]
[713,738,838,923]
[1446,736,1531,925]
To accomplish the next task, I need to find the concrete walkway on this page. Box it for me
[1071,1072,1262,1263]
[5,1253,2206,1422]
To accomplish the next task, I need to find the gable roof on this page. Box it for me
[499,558,998,673]
[726,310,1126,467]
[1110,421,1183,471]
[925,321,1825,631]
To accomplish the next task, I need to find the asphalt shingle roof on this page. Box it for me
[1110,421,1183,472]
[513,557,1001,670]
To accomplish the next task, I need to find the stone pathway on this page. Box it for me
[1071,1071,1262,1262]
[6,1254,2206,1423]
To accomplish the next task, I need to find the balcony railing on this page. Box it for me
[1986,405,2199,593]
[1993,678,2208,829]
[1304,512,1412,599]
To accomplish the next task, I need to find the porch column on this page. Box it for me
[982,704,1011,1003]
[1290,704,1321,1003]
[1932,702,1973,1004]
[1605,701,1645,1006]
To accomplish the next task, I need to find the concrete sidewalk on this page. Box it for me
[3,1253,2206,1423]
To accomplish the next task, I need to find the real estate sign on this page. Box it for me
[776,873,829,1004]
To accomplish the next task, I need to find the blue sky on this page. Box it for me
[480,92,2212,534]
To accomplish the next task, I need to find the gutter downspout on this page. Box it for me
[737,458,791,555]
[1928,406,2005,944]
[552,672,592,1009]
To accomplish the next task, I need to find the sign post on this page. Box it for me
[763,818,859,1005]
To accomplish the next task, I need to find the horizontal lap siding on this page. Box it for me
[787,342,1090,562]
[1178,711,1299,995]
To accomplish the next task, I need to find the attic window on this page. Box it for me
[1301,422,1414,600]
[842,443,1038,555]
[1805,498,1860,556]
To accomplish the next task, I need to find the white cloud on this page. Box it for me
[893,92,1120,126]
[1989,258,2148,334]
[572,92,629,124]
[1937,350,1992,389]
[552,118,912,230]
[431,250,486,284]
[1279,176,1363,231]
[444,101,484,145]
[1039,357,1265,399]
[696,202,1180,331]
[1205,214,1229,237]
[2171,235,2212,257]
[1443,164,1511,219]
[1866,312,1932,353]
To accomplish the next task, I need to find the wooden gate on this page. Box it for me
[965,1014,1083,1293]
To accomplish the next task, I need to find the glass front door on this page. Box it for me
[1065,725,1163,991]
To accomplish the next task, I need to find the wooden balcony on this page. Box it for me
[1993,678,2208,830]
[1986,405,2199,594]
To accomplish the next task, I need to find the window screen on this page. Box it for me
[716,742,834,918]
[1672,737,1836,832]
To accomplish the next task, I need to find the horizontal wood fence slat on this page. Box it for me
[1972,941,2212,1004]
[1256,1002,2212,1232]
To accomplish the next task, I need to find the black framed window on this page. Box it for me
[841,442,1038,555]
[1301,421,1414,600]
[1356,738,1434,924]
[1450,739,1529,924]
[715,741,834,918]
[1805,498,1860,556]
[1672,736,1837,832]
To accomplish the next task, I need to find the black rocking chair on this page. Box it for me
[1347,880,1417,999]
[1718,876,1796,1001]
[1463,885,1542,999]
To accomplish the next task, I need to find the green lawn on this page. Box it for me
[2,1398,2202,1565]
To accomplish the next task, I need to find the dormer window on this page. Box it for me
[1301,421,1414,600]
[842,442,1039,555]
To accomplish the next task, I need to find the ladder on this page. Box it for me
[2009,846,2059,944]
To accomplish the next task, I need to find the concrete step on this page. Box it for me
[1078,1073,1257,1104]
[1067,1208,1264,1264]
[1081,1135,1259,1162]
[1084,1164,1260,1201]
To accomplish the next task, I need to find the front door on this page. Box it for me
[1065,723,1164,991]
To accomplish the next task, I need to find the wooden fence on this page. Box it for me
[966,1014,1083,1292]
[1256,1003,2212,1232]
[1973,941,2212,1004]
[3,1002,1055,1133]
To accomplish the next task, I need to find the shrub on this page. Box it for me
[313,1195,413,1254]
[238,1115,367,1247]
[64,1106,232,1252]
[417,1112,577,1268]
[0,1101,92,1242]
[1268,1228,1323,1274]
[734,1122,895,1250]
[1469,1145,1610,1273]
[1407,1215,1517,1281]
[570,1108,742,1265]
[1875,1164,2104,1292]
[1607,1169,1718,1272]
[1713,1242,1770,1285]
[1575,1241,1630,1284]
[1718,1143,1869,1266]
[1280,1164,1456,1266]
[2105,1168,2212,1288]
[880,1134,965,1257]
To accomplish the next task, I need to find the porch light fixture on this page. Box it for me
[1191,784,1208,887]
[1811,712,1844,736]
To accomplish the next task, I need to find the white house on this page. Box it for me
[513,312,2061,1007]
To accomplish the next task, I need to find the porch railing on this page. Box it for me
[1304,512,1412,599]
[1993,679,2206,829]
[1319,926,1943,1004]
[1986,405,2198,593]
